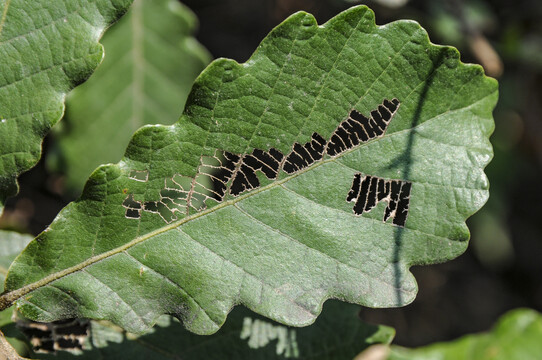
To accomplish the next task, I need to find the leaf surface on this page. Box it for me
[53,0,210,193]
[389,309,542,360]
[0,0,134,212]
[1,6,497,334]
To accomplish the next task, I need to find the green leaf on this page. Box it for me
[1,6,497,334]
[0,0,134,212]
[0,231,34,358]
[34,301,394,359]
[0,230,32,293]
[53,0,211,193]
[389,309,542,360]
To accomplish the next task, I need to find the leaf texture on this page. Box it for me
[0,0,134,212]
[2,6,497,335]
[53,0,210,193]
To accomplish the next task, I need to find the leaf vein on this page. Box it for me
[175,226,317,318]
[295,18,367,139]
[233,203,406,295]
[123,251,219,327]
[0,0,11,40]
[240,20,303,154]
[83,268,147,329]
[48,284,79,305]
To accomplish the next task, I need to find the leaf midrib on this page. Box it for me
[0,94,493,310]
[0,0,11,41]
[0,130,360,308]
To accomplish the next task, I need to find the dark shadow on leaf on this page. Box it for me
[388,50,446,305]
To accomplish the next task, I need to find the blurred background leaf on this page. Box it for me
[26,301,393,359]
[48,0,211,195]
[388,308,542,360]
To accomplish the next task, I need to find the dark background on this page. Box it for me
[2,0,542,347]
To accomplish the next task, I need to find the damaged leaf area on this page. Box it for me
[122,98,410,225]
[0,0,134,212]
[1,6,497,335]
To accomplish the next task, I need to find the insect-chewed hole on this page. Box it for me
[128,169,149,182]
[348,173,411,227]
[122,194,142,219]
[123,99,404,225]
[16,318,89,353]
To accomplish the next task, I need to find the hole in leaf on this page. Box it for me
[327,98,400,157]
[122,194,142,219]
[125,209,140,219]
[283,133,326,174]
[125,99,404,225]
[393,181,412,227]
[56,337,82,350]
[202,150,240,200]
[230,147,284,196]
[16,318,89,354]
[231,163,260,196]
[128,169,149,182]
[348,173,411,227]
[240,317,299,357]
[143,200,180,223]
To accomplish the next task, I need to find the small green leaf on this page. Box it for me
[389,309,542,360]
[2,6,497,335]
[53,0,211,193]
[0,0,134,212]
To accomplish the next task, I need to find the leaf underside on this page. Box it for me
[54,0,210,193]
[3,6,497,335]
[0,0,134,212]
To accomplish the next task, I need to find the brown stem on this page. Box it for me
[0,329,30,360]
[0,294,16,313]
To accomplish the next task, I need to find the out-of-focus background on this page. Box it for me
[2,0,541,347]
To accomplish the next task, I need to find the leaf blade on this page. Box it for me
[3,6,497,335]
[0,0,134,212]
